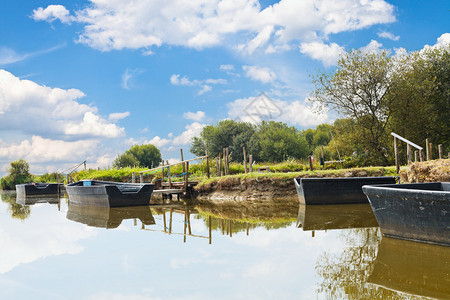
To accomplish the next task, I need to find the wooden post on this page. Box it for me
[167,160,172,189]
[219,153,223,176]
[430,143,433,160]
[321,146,325,170]
[161,160,165,182]
[83,161,86,170]
[407,144,412,164]
[225,148,229,175]
[187,208,192,235]
[243,147,247,174]
[249,155,253,173]
[438,144,443,159]
[309,156,313,171]
[414,150,418,163]
[185,161,189,193]
[426,138,430,161]
[216,158,220,176]
[420,149,424,162]
[140,173,143,184]
[132,172,136,183]
[394,137,399,174]
[183,211,187,243]
[205,150,210,179]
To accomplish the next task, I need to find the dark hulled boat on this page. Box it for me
[66,180,154,207]
[362,182,450,246]
[294,177,397,205]
[15,183,62,198]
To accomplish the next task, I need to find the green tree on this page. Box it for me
[190,120,256,162]
[113,144,161,168]
[0,159,34,190]
[251,121,309,162]
[389,47,450,153]
[312,50,395,164]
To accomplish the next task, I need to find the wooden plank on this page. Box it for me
[390,132,423,150]
[394,137,399,174]
[438,144,443,159]
[414,150,418,163]
[249,154,253,173]
[407,144,412,164]
[426,138,430,161]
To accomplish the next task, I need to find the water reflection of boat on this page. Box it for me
[66,204,155,229]
[16,183,62,198]
[294,177,397,205]
[16,195,60,205]
[297,204,378,230]
[368,237,450,299]
[66,180,154,207]
[363,182,450,246]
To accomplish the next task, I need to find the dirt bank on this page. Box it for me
[400,159,450,183]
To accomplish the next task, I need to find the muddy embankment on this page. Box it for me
[400,159,450,183]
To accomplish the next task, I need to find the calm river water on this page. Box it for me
[0,191,449,300]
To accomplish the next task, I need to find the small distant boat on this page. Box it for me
[66,180,154,207]
[294,177,397,205]
[66,203,156,229]
[363,182,450,246]
[15,183,62,198]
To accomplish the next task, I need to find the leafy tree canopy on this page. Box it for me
[113,144,161,169]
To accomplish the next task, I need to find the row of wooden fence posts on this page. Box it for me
[213,147,254,177]
[425,139,446,161]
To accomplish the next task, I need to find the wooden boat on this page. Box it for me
[296,204,378,230]
[294,177,397,205]
[15,183,62,198]
[66,180,154,207]
[363,182,450,246]
[368,237,450,299]
[66,203,155,229]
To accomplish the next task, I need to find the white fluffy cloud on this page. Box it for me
[300,41,345,66]
[146,122,206,151]
[377,31,400,41]
[32,0,395,52]
[183,111,206,121]
[361,39,383,53]
[243,65,277,83]
[227,96,328,127]
[0,136,98,163]
[32,5,73,24]
[0,70,124,138]
[170,74,226,95]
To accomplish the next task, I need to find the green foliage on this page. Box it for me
[113,144,161,169]
[251,121,309,162]
[190,120,257,162]
[0,159,34,190]
[312,50,394,164]
[35,172,60,183]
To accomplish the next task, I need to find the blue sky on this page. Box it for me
[0,0,449,175]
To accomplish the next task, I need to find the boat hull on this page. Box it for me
[363,182,450,246]
[294,177,397,205]
[15,183,62,198]
[66,180,154,207]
